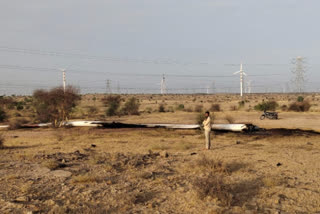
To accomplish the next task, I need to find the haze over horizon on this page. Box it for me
[1,0,320,95]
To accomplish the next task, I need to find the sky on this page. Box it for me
[0,0,320,95]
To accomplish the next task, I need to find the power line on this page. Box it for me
[0,45,295,67]
[0,63,283,78]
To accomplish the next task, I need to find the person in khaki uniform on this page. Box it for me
[202,111,212,150]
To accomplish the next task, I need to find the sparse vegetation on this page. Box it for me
[210,104,221,112]
[289,100,311,112]
[176,104,185,111]
[193,173,232,206]
[254,101,278,111]
[196,112,206,126]
[297,96,304,102]
[72,173,99,183]
[158,104,166,112]
[102,95,121,116]
[194,104,203,113]
[0,108,7,122]
[121,97,140,115]
[238,100,245,109]
[0,133,4,148]
[8,118,29,130]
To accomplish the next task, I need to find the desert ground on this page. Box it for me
[1,93,320,213]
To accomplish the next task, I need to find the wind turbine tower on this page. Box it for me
[233,63,247,97]
[161,74,167,95]
[61,69,66,93]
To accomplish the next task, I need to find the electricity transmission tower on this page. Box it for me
[233,63,247,97]
[106,79,112,94]
[161,74,166,94]
[291,56,307,93]
[61,69,66,92]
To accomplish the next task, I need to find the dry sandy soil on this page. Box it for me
[1,94,320,213]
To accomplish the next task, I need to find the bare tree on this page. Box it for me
[33,86,80,127]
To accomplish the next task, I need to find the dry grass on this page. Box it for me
[41,160,64,170]
[193,173,232,206]
[195,155,229,174]
[71,173,99,183]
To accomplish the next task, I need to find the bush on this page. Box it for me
[238,101,245,109]
[0,133,4,148]
[33,86,81,127]
[254,101,278,111]
[297,96,304,102]
[194,105,203,113]
[176,104,185,111]
[210,104,220,112]
[121,97,140,115]
[158,104,166,112]
[102,95,121,116]
[289,101,311,112]
[281,105,288,111]
[87,106,98,115]
[16,102,24,111]
[8,118,29,130]
[193,173,232,206]
[0,108,7,122]
[196,112,206,126]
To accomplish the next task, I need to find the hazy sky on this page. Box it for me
[1,0,320,94]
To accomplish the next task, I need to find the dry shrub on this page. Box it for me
[196,156,229,174]
[41,160,63,170]
[158,104,165,112]
[193,173,232,206]
[87,106,98,115]
[194,105,204,113]
[121,97,140,115]
[0,108,7,122]
[229,105,238,111]
[225,115,235,124]
[288,101,311,112]
[72,173,99,183]
[0,133,4,148]
[262,177,285,188]
[254,101,278,111]
[281,104,288,111]
[8,118,29,130]
[196,112,206,126]
[210,104,220,112]
[102,95,121,116]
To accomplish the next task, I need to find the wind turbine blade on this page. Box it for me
[243,72,247,76]
[233,71,240,75]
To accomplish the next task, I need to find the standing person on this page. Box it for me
[202,111,212,150]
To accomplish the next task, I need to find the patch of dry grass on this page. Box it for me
[195,155,229,174]
[193,173,232,206]
[41,160,64,170]
[71,173,99,183]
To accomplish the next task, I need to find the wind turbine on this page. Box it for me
[160,74,167,94]
[233,63,247,97]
